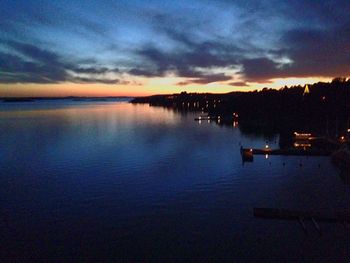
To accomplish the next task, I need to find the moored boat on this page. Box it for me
[241,147,254,161]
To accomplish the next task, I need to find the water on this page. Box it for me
[1,100,350,262]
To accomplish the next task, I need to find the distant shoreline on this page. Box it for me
[130,80,350,139]
[0,96,134,102]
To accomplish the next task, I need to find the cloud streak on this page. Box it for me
[0,41,121,84]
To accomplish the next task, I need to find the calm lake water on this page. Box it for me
[1,100,350,262]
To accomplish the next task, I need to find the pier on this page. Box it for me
[254,207,350,223]
[241,147,332,156]
[254,207,350,234]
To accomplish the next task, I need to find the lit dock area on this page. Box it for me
[194,115,223,121]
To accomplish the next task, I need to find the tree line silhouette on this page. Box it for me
[132,78,350,138]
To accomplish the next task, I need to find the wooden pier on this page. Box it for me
[253,207,350,234]
[254,208,350,223]
[242,148,332,156]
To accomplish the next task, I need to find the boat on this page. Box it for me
[241,147,253,162]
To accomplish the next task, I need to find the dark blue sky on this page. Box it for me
[1,0,350,96]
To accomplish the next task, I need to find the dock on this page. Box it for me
[242,148,332,156]
[254,207,350,223]
[254,207,350,234]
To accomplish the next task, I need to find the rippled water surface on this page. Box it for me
[1,100,350,262]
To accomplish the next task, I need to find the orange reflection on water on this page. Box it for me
[0,102,180,125]
[293,142,311,147]
[0,102,182,147]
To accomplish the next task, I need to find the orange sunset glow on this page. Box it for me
[0,77,332,97]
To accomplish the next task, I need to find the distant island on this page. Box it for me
[132,78,350,141]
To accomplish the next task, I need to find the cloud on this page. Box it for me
[7,41,61,64]
[280,25,350,77]
[240,57,280,82]
[240,21,350,82]
[128,68,161,77]
[228,81,248,87]
[191,73,232,84]
[0,51,67,83]
[177,73,232,85]
[69,77,120,84]
[0,41,121,84]
[71,66,119,74]
[128,39,239,84]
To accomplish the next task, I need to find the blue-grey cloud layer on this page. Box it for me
[1,0,349,86]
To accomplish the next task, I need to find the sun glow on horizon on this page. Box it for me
[0,76,332,98]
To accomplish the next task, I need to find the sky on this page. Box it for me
[0,0,349,97]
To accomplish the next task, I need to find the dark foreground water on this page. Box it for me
[1,100,350,262]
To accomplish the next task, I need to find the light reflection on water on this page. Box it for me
[1,101,350,262]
